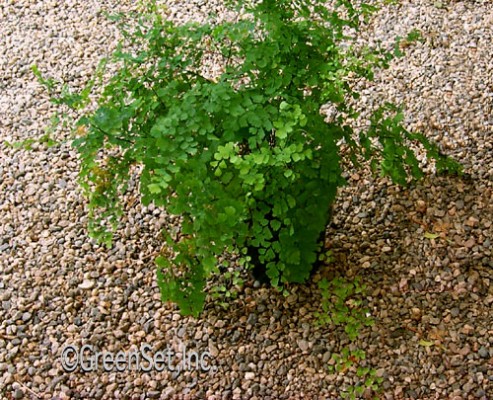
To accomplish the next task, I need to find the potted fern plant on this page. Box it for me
[36,0,460,316]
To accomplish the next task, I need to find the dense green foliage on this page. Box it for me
[36,0,460,316]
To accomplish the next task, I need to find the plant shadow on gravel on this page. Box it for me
[322,172,493,398]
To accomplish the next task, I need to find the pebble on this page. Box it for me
[297,340,310,352]
[78,280,95,290]
[245,372,255,380]
[21,312,32,322]
[450,307,460,317]
[214,320,225,329]
[478,346,489,359]
[247,313,257,325]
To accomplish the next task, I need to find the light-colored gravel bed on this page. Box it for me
[1,0,492,399]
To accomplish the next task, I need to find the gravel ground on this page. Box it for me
[1,0,492,399]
